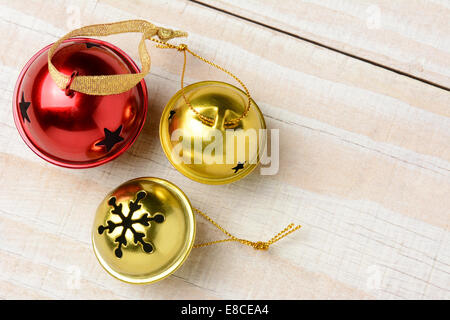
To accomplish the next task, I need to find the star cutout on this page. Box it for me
[168,110,176,120]
[19,92,31,123]
[95,125,124,152]
[232,162,245,173]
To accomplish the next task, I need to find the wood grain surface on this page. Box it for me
[0,0,449,299]
[200,0,450,89]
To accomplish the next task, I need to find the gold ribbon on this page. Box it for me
[48,20,187,95]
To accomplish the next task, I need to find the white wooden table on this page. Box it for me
[0,0,449,299]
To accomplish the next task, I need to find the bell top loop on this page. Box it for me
[48,20,187,96]
[64,71,78,97]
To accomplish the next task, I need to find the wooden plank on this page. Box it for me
[194,0,450,88]
[0,0,448,299]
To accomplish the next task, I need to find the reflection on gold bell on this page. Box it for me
[92,177,195,284]
[160,81,267,184]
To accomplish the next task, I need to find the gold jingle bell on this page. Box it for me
[160,81,267,184]
[92,177,195,284]
[93,177,301,284]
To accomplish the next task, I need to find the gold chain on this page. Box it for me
[192,208,301,250]
[149,38,251,128]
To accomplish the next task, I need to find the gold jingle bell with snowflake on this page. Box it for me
[92,177,195,284]
[93,177,301,284]
[156,42,267,184]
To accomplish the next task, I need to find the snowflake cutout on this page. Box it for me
[98,191,165,258]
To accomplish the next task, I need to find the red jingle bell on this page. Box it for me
[12,20,187,168]
[13,37,148,168]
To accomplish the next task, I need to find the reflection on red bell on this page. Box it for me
[13,38,148,168]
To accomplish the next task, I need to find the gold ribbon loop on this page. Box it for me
[193,208,301,250]
[48,20,187,95]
